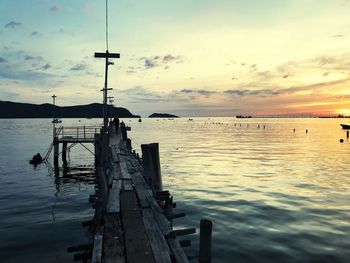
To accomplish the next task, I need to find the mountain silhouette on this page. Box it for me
[0,101,139,118]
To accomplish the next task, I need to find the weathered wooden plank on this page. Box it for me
[131,173,153,208]
[142,208,172,263]
[171,228,196,237]
[118,155,131,179]
[113,162,122,180]
[97,167,108,212]
[103,214,125,263]
[107,167,113,187]
[107,180,122,214]
[91,226,104,263]
[167,237,190,263]
[147,196,172,236]
[110,145,119,160]
[120,191,156,263]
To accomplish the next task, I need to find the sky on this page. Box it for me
[1,0,350,117]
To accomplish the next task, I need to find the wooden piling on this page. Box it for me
[199,219,212,263]
[127,138,132,151]
[62,142,68,164]
[141,143,163,193]
[94,134,101,166]
[54,140,59,167]
[347,131,349,139]
[121,126,127,142]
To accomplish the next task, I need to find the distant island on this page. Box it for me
[149,113,179,118]
[0,100,140,118]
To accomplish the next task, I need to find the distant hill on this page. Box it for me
[0,100,140,118]
[149,113,179,118]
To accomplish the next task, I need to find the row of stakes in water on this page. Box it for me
[206,122,349,143]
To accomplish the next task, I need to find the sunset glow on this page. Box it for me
[337,108,350,116]
[1,0,350,116]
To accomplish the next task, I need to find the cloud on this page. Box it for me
[0,69,54,82]
[0,57,7,63]
[180,89,194,93]
[42,64,51,70]
[197,90,216,96]
[30,31,41,37]
[25,55,34,60]
[163,54,181,63]
[70,63,87,71]
[144,58,157,69]
[180,89,216,96]
[225,89,279,96]
[24,55,43,63]
[50,5,60,12]
[119,86,168,103]
[4,21,22,29]
[224,77,350,98]
[141,54,183,69]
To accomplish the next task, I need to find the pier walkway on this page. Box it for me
[67,123,212,262]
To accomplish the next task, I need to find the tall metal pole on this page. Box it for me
[52,94,57,139]
[103,52,109,130]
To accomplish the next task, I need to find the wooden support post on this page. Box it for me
[199,219,212,263]
[54,140,59,167]
[347,131,349,139]
[127,138,132,151]
[94,134,101,167]
[62,142,68,165]
[122,126,127,141]
[141,143,163,193]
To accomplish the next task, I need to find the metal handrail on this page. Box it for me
[56,125,102,139]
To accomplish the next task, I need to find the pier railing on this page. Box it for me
[55,126,102,140]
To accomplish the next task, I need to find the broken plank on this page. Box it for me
[167,237,190,263]
[147,196,172,236]
[142,208,172,263]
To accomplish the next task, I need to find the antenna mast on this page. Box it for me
[94,0,119,131]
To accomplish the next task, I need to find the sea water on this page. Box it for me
[0,118,349,262]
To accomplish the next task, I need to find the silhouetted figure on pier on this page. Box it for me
[113,117,120,133]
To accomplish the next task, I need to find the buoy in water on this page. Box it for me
[29,153,43,165]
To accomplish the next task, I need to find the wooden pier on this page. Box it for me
[63,122,213,263]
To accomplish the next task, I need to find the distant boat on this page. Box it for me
[188,118,193,121]
[340,124,350,129]
[236,115,252,118]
